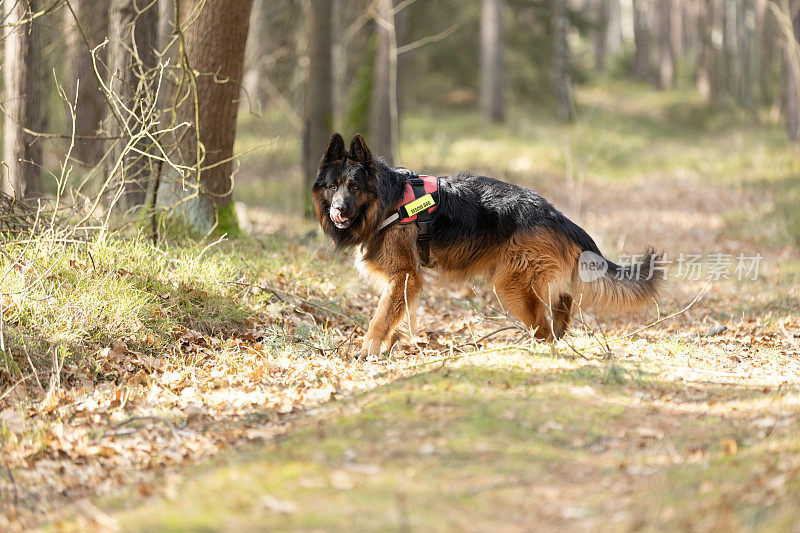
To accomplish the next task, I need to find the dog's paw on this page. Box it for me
[359,337,385,359]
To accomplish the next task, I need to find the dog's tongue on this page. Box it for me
[330,207,345,224]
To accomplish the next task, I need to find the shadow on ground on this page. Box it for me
[107,357,800,532]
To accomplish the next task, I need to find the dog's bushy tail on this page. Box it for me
[571,246,664,314]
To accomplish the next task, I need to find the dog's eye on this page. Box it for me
[329,184,337,190]
[349,184,359,191]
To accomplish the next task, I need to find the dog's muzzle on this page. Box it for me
[330,207,352,229]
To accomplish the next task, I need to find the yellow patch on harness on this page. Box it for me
[405,193,435,216]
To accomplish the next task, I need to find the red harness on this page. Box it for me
[397,175,438,223]
[379,174,439,230]
[378,173,440,266]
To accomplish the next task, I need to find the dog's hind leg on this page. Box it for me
[361,271,423,357]
[552,293,573,339]
[494,273,554,341]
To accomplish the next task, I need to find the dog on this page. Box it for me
[312,133,662,357]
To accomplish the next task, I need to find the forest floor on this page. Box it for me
[2,80,800,531]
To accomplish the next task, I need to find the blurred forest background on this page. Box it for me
[3,0,800,233]
[4,1,800,530]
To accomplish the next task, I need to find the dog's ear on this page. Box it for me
[323,133,345,163]
[349,133,373,165]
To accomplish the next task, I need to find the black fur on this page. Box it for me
[312,133,625,272]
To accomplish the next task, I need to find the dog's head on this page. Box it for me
[312,133,381,248]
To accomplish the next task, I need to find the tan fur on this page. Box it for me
[357,226,581,355]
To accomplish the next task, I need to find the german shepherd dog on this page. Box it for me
[313,133,662,357]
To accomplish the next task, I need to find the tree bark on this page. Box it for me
[158,0,175,57]
[481,0,505,123]
[369,0,399,164]
[304,0,333,211]
[155,0,254,235]
[632,0,651,80]
[739,0,757,110]
[596,0,610,71]
[242,0,266,112]
[784,0,800,141]
[65,0,108,169]
[551,0,575,121]
[657,0,675,88]
[107,0,159,210]
[596,0,622,71]
[723,0,738,98]
[3,0,47,199]
[332,0,348,121]
[697,0,712,101]
[757,0,777,107]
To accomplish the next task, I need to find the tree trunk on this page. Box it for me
[670,0,683,63]
[3,0,47,200]
[723,0,738,99]
[369,0,399,164]
[332,0,348,121]
[697,0,712,101]
[785,0,800,141]
[757,0,777,107]
[155,0,254,235]
[107,0,159,210]
[632,0,651,80]
[481,0,505,123]
[158,0,175,59]
[242,0,266,112]
[596,0,622,71]
[739,0,757,110]
[304,0,333,211]
[551,0,575,121]
[596,0,609,71]
[657,0,675,88]
[65,0,108,169]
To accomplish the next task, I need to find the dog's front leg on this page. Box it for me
[361,272,422,357]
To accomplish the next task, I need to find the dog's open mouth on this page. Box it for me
[330,207,353,229]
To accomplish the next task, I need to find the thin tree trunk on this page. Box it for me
[155,0,254,234]
[242,0,266,113]
[697,0,712,101]
[723,0,738,99]
[369,0,399,164]
[608,0,623,56]
[596,0,623,71]
[65,0,108,169]
[596,0,610,71]
[657,0,675,88]
[670,0,683,63]
[107,0,159,210]
[3,0,46,199]
[304,0,333,212]
[740,0,757,110]
[552,0,575,121]
[158,0,175,62]
[481,0,505,123]
[332,0,347,122]
[784,0,800,141]
[757,0,775,106]
[632,0,651,80]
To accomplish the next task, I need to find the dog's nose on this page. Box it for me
[330,206,346,223]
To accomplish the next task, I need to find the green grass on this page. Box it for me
[0,227,366,385]
[109,358,800,531]
[0,233,249,378]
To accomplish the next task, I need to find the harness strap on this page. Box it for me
[408,177,432,267]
